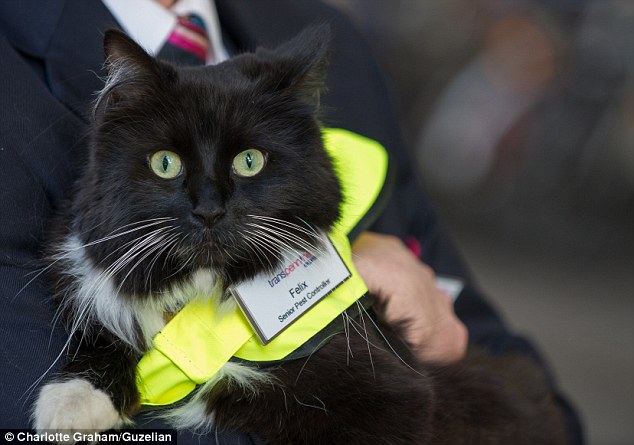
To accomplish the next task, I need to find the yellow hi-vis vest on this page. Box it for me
[136,128,391,406]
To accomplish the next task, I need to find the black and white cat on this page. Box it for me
[33,27,568,444]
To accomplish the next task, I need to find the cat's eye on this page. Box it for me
[149,150,183,179]
[232,149,266,177]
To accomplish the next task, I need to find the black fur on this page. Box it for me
[79,25,339,295]
[212,325,567,444]
[37,26,568,444]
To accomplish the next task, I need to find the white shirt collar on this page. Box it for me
[101,0,228,64]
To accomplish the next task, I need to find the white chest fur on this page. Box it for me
[56,234,219,351]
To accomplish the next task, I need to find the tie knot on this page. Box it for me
[159,13,211,66]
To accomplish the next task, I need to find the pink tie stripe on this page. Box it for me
[167,16,209,62]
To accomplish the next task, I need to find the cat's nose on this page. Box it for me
[192,205,225,227]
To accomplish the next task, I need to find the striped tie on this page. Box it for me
[158,14,211,66]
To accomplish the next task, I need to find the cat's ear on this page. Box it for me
[273,24,331,98]
[247,24,332,110]
[95,30,174,111]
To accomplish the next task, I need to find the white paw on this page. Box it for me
[33,379,124,433]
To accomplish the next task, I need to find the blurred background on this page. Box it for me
[325,1,634,444]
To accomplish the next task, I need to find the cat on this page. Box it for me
[32,26,568,444]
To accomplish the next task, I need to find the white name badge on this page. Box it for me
[230,234,351,345]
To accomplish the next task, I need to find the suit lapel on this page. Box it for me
[0,0,66,57]
[45,0,120,120]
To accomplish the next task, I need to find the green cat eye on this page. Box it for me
[149,150,183,179]
[232,149,266,177]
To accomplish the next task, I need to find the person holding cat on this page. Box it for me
[0,0,582,444]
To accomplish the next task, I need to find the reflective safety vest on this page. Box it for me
[136,128,391,406]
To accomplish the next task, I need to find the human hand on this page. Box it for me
[352,232,468,363]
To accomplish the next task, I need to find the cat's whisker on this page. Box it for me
[14,262,58,302]
[246,215,311,254]
[72,217,177,251]
[293,394,327,413]
[245,229,287,257]
[254,225,325,258]
[251,236,281,270]
[262,222,326,257]
[84,227,176,303]
[341,312,353,364]
[65,280,101,337]
[80,215,175,236]
[245,223,326,258]
[125,231,179,282]
[131,234,180,285]
[214,233,243,265]
[21,329,77,406]
[95,226,175,269]
[145,233,179,275]
[24,290,96,403]
[246,216,324,252]
[240,229,282,269]
[107,226,175,271]
[50,289,72,334]
[167,249,197,280]
[345,313,379,351]
[281,387,289,414]
[150,232,192,288]
[163,233,188,270]
[295,216,322,238]
[219,244,239,265]
[15,219,177,300]
[248,214,321,240]
[337,280,372,367]
[143,233,182,291]
[293,331,342,384]
[114,230,180,293]
[51,225,176,307]
[237,230,273,270]
[56,225,183,345]
[357,307,376,379]
[247,228,307,263]
[98,228,171,285]
[354,301,424,377]
[242,228,280,257]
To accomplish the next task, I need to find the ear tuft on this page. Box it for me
[95,30,172,113]
[274,23,332,89]
[241,24,332,110]
[274,24,332,108]
[103,30,153,69]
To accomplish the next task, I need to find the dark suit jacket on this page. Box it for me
[0,1,582,443]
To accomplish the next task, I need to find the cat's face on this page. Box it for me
[72,28,340,297]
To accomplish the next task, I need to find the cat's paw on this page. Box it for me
[33,379,125,433]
